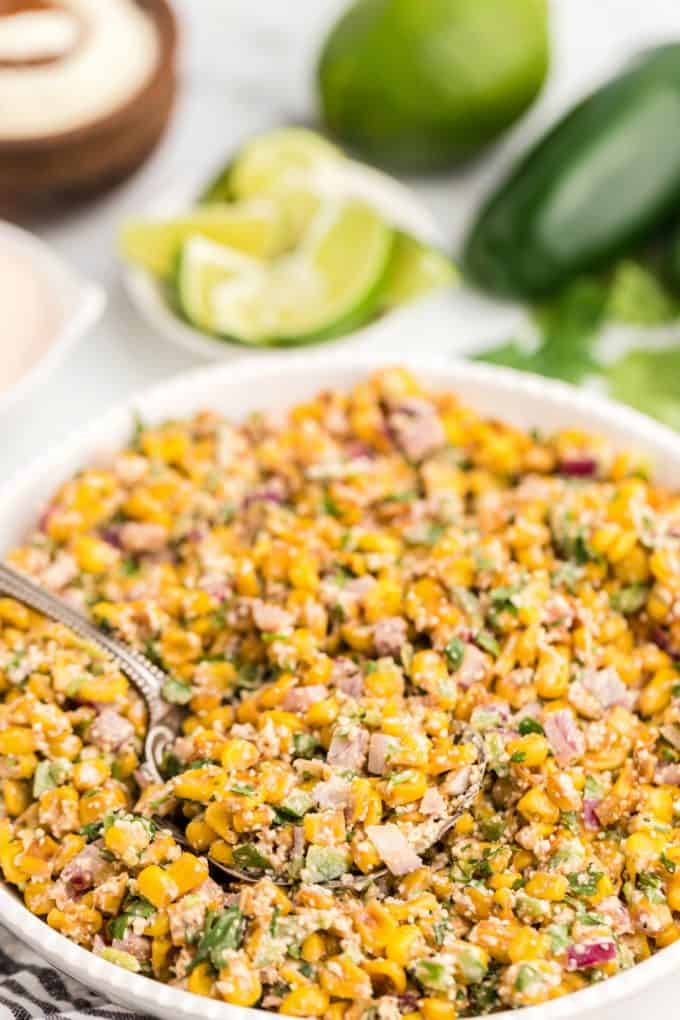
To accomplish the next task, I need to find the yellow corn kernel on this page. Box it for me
[625,831,664,879]
[351,834,382,873]
[364,958,407,995]
[144,911,170,937]
[235,559,260,597]
[288,555,319,592]
[47,904,102,941]
[647,581,672,622]
[78,784,128,825]
[472,918,518,962]
[320,954,372,1000]
[639,668,676,716]
[167,852,209,896]
[76,674,128,704]
[221,738,259,769]
[650,548,678,584]
[53,833,85,872]
[517,786,559,824]
[642,787,674,825]
[508,926,548,964]
[0,598,31,629]
[280,986,330,1017]
[151,935,172,978]
[137,865,180,908]
[0,727,35,755]
[186,818,217,852]
[1,840,24,883]
[656,923,680,948]
[72,759,110,791]
[490,872,519,891]
[187,961,214,997]
[385,925,423,966]
[326,1005,349,1020]
[306,697,340,728]
[534,649,569,700]
[390,893,439,924]
[174,767,224,803]
[421,999,457,1020]
[304,810,346,846]
[666,874,680,912]
[454,812,475,836]
[590,873,615,905]
[301,932,326,963]
[506,734,549,767]
[258,709,303,734]
[218,958,262,1006]
[73,536,119,574]
[24,881,54,915]
[20,836,59,878]
[524,872,568,902]
[3,779,30,817]
[383,769,428,806]
[365,663,405,699]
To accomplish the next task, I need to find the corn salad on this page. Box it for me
[2,367,680,1017]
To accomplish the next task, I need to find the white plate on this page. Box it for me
[122,163,448,361]
[1,350,680,1020]
[0,221,105,416]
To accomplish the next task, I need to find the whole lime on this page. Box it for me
[318,0,549,172]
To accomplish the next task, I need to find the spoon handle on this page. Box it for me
[0,561,174,778]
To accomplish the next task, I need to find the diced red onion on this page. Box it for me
[566,939,616,971]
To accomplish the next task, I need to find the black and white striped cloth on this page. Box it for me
[0,928,149,1020]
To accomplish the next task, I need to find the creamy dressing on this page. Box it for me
[0,0,160,140]
[0,237,59,396]
[0,8,80,64]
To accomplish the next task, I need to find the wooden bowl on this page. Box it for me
[0,0,178,217]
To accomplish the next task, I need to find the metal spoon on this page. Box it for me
[0,561,486,889]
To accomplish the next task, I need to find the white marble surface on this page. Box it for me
[2,0,680,479]
[2,3,680,1016]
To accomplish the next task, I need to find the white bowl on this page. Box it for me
[1,350,679,1020]
[0,220,105,415]
[122,164,446,361]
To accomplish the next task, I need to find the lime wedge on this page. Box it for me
[203,128,343,204]
[176,239,265,336]
[178,200,395,346]
[380,233,458,309]
[120,200,287,277]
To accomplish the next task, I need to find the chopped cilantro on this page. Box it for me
[661,851,677,874]
[79,820,104,842]
[230,783,255,796]
[489,585,521,616]
[161,677,193,705]
[638,871,665,903]
[232,843,272,872]
[322,491,342,518]
[445,636,465,671]
[518,718,544,736]
[514,963,539,993]
[121,556,140,577]
[187,907,246,973]
[546,923,570,954]
[568,867,603,898]
[476,629,500,657]
[611,584,650,615]
[292,732,320,760]
[560,810,579,833]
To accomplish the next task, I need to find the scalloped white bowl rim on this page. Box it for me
[1,350,680,1020]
